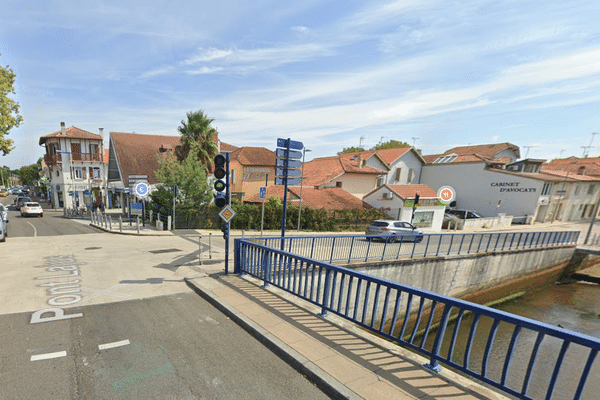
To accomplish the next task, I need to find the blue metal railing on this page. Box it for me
[247,230,579,264]
[234,235,598,400]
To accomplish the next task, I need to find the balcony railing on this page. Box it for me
[44,153,102,165]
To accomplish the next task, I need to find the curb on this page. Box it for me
[88,223,174,236]
[184,276,361,400]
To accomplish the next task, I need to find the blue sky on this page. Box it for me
[1,0,600,169]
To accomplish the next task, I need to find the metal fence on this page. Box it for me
[247,230,580,264]
[235,237,598,400]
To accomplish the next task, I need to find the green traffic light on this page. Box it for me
[214,180,226,191]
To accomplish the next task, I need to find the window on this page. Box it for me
[336,181,342,188]
[541,183,552,196]
[376,177,384,187]
[408,169,415,183]
[74,168,83,179]
[588,184,596,195]
[93,167,101,179]
[395,168,402,182]
[574,184,581,196]
[433,154,457,163]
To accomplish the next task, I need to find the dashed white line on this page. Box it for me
[30,351,67,361]
[98,339,130,350]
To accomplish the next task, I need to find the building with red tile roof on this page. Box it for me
[424,142,520,165]
[245,185,372,210]
[363,184,445,230]
[39,123,105,209]
[228,147,276,201]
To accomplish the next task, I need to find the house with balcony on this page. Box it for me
[39,123,105,209]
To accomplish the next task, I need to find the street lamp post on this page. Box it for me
[297,148,311,231]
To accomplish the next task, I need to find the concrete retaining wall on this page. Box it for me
[349,246,576,300]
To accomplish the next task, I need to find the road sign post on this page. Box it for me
[275,138,303,248]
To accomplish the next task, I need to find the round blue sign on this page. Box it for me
[135,182,149,197]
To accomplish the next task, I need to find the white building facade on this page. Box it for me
[40,123,106,210]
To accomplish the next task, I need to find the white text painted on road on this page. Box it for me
[30,351,67,361]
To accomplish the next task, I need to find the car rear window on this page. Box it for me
[25,203,40,207]
[371,221,390,227]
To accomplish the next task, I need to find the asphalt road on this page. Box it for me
[0,293,329,400]
[1,196,97,237]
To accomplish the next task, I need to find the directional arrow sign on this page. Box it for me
[277,138,303,150]
[275,168,301,177]
[275,158,301,168]
[275,177,301,185]
[276,148,303,159]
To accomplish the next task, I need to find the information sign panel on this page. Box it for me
[275,148,302,159]
[277,138,303,150]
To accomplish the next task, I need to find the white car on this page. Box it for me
[21,202,43,217]
[0,207,7,242]
[365,220,424,242]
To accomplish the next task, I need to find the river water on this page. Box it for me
[430,275,600,399]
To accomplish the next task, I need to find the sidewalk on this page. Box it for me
[184,271,508,400]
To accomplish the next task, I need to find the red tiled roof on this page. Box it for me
[374,147,414,164]
[386,184,438,199]
[231,147,275,166]
[542,158,600,176]
[443,142,520,158]
[110,132,182,186]
[539,169,600,181]
[245,186,371,210]
[39,126,102,145]
[302,156,384,187]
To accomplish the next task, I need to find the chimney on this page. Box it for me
[60,122,66,136]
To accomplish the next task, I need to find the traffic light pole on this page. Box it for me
[225,153,230,274]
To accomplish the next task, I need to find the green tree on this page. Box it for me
[17,164,40,186]
[337,146,365,155]
[0,54,23,155]
[175,110,219,170]
[155,141,213,211]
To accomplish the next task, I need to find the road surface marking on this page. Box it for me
[30,351,67,361]
[99,339,130,350]
[80,284,130,301]
[26,221,37,237]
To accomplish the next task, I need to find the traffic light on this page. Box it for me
[414,194,420,205]
[213,154,228,208]
[221,224,229,240]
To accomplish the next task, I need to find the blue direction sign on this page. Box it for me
[277,138,303,150]
[275,177,301,185]
[275,148,302,159]
[275,168,301,177]
[259,186,267,199]
[275,158,301,168]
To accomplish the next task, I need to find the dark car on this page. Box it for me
[446,209,481,219]
[15,196,32,210]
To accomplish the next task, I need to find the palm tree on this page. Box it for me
[175,110,219,171]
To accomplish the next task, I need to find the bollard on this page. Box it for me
[108,215,112,230]
[208,233,213,259]
[119,215,123,233]
[167,215,172,231]
[136,216,140,234]
[199,234,203,266]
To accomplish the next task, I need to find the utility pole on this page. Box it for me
[359,135,365,148]
[411,137,419,147]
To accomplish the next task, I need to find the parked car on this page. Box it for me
[446,209,482,219]
[0,208,7,242]
[15,196,32,210]
[442,212,462,229]
[365,220,424,242]
[0,204,8,222]
[21,202,43,217]
[0,189,8,197]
